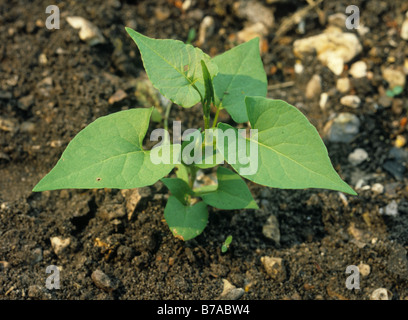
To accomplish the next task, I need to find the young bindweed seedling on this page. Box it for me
[221,235,233,253]
[33,28,357,241]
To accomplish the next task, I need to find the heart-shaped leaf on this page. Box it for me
[217,97,357,195]
[33,108,179,191]
[212,38,267,123]
[164,196,209,241]
[126,28,218,108]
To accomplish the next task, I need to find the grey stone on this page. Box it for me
[348,148,368,166]
[326,113,360,143]
[217,279,245,300]
[91,269,118,292]
[262,215,280,244]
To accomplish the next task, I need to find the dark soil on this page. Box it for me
[1,0,408,300]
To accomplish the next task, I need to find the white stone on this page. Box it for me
[382,68,406,90]
[371,183,384,194]
[237,22,267,44]
[50,237,71,256]
[294,31,362,75]
[233,0,274,28]
[336,77,351,93]
[384,200,398,216]
[197,16,215,46]
[319,92,329,110]
[294,61,304,74]
[349,61,367,78]
[401,15,408,40]
[340,95,361,108]
[358,262,371,277]
[370,288,392,300]
[348,148,368,165]
[305,74,322,99]
[261,256,286,281]
[66,16,106,46]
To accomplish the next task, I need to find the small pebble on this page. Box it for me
[293,32,362,75]
[0,261,10,270]
[394,135,406,148]
[66,16,106,46]
[325,113,360,143]
[294,61,304,74]
[384,200,399,217]
[336,78,351,93]
[371,183,384,194]
[358,262,370,277]
[383,160,405,180]
[197,16,215,46]
[262,215,280,244]
[401,13,408,40]
[50,236,71,256]
[349,61,367,78]
[108,89,127,104]
[370,288,392,300]
[340,95,361,108]
[305,74,322,99]
[20,121,36,133]
[319,92,329,110]
[38,53,48,65]
[382,68,406,90]
[348,148,368,166]
[327,13,346,28]
[31,247,43,265]
[378,95,392,108]
[18,95,34,111]
[91,269,117,292]
[217,279,245,300]
[260,256,286,281]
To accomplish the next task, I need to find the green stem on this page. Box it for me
[164,101,172,132]
[203,114,210,130]
[188,166,197,190]
[211,102,222,128]
[163,101,172,144]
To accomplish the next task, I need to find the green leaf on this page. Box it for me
[392,86,403,96]
[217,97,357,195]
[164,196,209,241]
[386,89,395,97]
[225,235,233,246]
[161,178,194,205]
[212,38,267,123]
[221,235,233,253]
[126,28,218,108]
[33,108,179,191]
[200,167,259,210]
[201,59,215,118]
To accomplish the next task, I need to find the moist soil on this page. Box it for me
[1,0,408,300]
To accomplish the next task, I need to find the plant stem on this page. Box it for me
[188,166,197,190]
[164,103,172,130]
[212,102,222,128]
[212,107,220,128]
[163,101,172,144]
[203,114,210,130]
